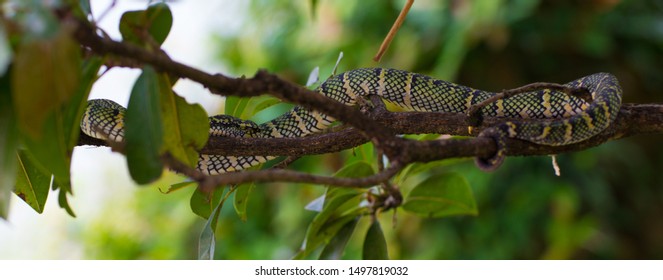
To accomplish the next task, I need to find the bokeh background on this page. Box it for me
[1,0,662,259]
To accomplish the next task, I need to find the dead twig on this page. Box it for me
[374,0,414,62]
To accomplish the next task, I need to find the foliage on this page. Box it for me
[1,0,663,260]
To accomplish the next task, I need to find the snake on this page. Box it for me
[81,68,622,175]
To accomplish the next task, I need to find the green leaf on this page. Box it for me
[248,96,283,116]
[402,172,478,218]
[332,160,375,183]
[125,66,164,184]
[362,220,389,260]
[190,187,224,219]
[14,57,98,216]
[224,96,250,118]
[199,193,225,260]
[249,102,293,124]
[21,129,75,216]
[319,217,358,260]
[63,58,103,149]
[13,151,50,214]
[10,28,95,215]
[44,59,100,216]
[119,3,173,46]
[160,85,209,167]
[20,109,71,188]
[225,95,283,120]
[233,183,254,221]
[12,24,81,139]
[0,73,17,218]
[294,211,361,260]
[345,141,376,167]
[296,161,373,259]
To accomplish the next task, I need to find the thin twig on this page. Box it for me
[272,156,301,169]
[373,0,414,62]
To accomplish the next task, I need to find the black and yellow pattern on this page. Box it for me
[81,68,622,174]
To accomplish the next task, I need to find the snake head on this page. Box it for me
[209,115,261,138]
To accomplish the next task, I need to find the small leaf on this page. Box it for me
[55,179,76,217]
[144,3,173,45]
[362,220,389,260]
[125,66,164,184]
[199,192,225,260]
[119,3,173,46]
[233,183,254,221]
[305,194,325,212]
[306,66,320,87]
[13,151,51,214]
[402,172,478,218]
[332,51,344,76]
[319,217,358,260]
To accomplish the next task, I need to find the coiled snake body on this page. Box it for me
[82,68,622,174]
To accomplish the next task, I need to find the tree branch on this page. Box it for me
[66,12,663,191]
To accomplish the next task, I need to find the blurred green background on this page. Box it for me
[7,0,663,260]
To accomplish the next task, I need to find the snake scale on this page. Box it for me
[81,68,622,174]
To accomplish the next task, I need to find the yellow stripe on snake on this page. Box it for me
[81,68,622,174]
